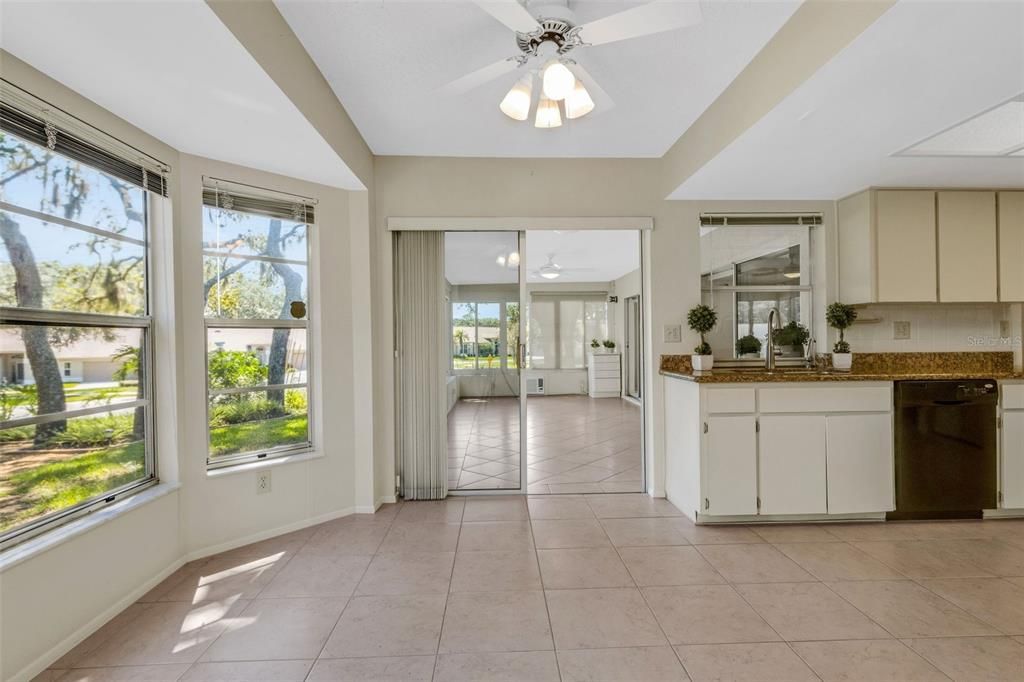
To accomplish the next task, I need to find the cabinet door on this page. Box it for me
[759,416,827,515]
[938,191,998,302]
[999,192,1024,302]
[826,414,894,514]
[1003,412,1024,509]
[876,190,937,302]
[704,416,757,516]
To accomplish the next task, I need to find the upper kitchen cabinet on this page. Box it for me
[937,191,998,302]
[838,189,938,303]
[999,191,1024,302]
[838,187,1015,304]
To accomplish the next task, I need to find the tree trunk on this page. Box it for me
[265,219,303,407]
[0,213,67,444]
[133,342,145,441]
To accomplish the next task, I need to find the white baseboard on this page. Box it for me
[10,556,186,682]
[983,508,1024,519]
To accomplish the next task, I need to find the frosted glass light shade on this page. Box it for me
[535,97,562,128]
[542,62,576,100]
[565,81,595,119]
[499,75,533,121]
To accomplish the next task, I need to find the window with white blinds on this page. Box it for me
[528,293,608,369]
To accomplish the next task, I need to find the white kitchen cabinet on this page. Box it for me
[826,414,894,514]
[877,190,938,303]
[938,191,998,302]
[1002,384,1024,509]
[999,191,1024,302]
[704,416,758,516]
[759,415,827,515]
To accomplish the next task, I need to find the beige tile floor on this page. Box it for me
[448,395,642,494]
[37,494,1024,681]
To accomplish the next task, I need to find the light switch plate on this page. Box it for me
[893,321,911,340]
[664,324,682,343]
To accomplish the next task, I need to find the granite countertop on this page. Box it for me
[660,352,1023,384]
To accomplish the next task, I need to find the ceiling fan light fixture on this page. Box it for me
[565,81,595,119]
[540,269,561,280]
[535,96,562,128]
[542,61,576,100]
[508,251,520,266]
[499,74,533,121]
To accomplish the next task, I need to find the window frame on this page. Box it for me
[700,224,815,362]
[0,196,158,550]
[202,195,315,470]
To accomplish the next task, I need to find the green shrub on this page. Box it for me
[736,334,762,356]
[48,413,135,447]
[284,390,307,414]
[210,397,287,426]
[772,321,810,350]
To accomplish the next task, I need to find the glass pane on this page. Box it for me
[584,301,609,359]
[0,325,144,419]
[475,303,500,369]
[528,299,556,369]
[0,210,146,315]
[1,131,146,241]
[700,225,809,287]
[452,302,476,370]
[203,256,308,320]
[206,328,307,390]
[505,302,520,369]
[0,406,147,534]
[737,292,804,357]
[209,387,309,460]
[735,246,801,286]
[559,300,584,369]
[202,206,308,262]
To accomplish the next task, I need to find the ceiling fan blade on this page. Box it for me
[440,57,520,95]
[473,0,541,33]
[566,62,615,113]
[578,0,702,47]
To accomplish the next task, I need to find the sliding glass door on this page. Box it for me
[444,231,526,493]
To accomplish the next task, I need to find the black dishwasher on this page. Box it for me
[890,380,998,520]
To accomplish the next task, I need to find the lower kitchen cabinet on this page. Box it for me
[826,414,894,514]
[1003,411,1024,509]
[705,416,758,516]
[759,415,827,515]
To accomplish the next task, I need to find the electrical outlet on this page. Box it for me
[257,471,271,494]
[664,324,682,343]
[893,321,911,340]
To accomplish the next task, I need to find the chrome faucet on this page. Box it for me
[766,308,782,371]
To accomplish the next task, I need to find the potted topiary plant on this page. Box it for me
[602,339,616,352]
[687,304,718,371]
[736,334,762,359]
[826,301,858,370]
[772,321,810,357]
[590,338,601,353]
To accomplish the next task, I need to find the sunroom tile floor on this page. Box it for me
[38,495,1024,681]
[448,395,642,494]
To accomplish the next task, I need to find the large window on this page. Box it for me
[1,96,166,545]
[700,218,817,360]
[528,294,608,369]
[203,185,313,467]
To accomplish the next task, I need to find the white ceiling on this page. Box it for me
[445,229,639,284]
[0,1,363,190]
[275,0,802,157]
[670,0,1024,199]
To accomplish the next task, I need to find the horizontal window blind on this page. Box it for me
[700,213,822,226]
[530,291,608,302]
[203,186,315,224]
[0,95,169,197]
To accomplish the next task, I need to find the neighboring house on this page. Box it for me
[452,325,500,356]
[0,328,307,385]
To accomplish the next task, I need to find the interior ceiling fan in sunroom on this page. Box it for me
[442,0,703,128]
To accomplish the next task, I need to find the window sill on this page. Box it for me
[0,481,181,572]
[206,449,323,478]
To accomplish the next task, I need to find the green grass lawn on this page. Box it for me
[0,441,145,532]
[1,413,308,533]
[209,414,309,458]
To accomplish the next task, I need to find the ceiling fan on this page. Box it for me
[443,0,703,127]
[531,254,598,280]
